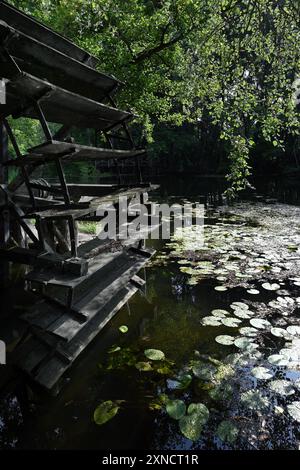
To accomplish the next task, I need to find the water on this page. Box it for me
[1,175,300,450]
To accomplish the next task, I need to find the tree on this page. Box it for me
[9,0,300,193]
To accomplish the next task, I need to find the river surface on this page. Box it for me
[1,175,300,450]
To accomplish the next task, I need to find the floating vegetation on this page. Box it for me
[201,316,222,326]
[211,309,229,318]
[144,349,165,361]
[215,335,235,345]
[249,318,271,330]
[240,390,270,411]
[217,420,239,444]
[287,402,300,423]
[251,366,274,380]
[214,286,228,292]
[262,283,280,291]
[239,327,258,337]
[267,354,289,366]
[119,325,128,334]
[179,403,209,441]
[268,380,295,396]
[166,400,186,420]
[94,400,122,426]
[247,289,260,295]
[221,317,242,328]
[135,361,153,372]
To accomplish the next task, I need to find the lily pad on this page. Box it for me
[191,361,216,380]
[144,349,165,361]
[247,289,260,295]
[286,325,300,337]
[251,366,274,380]
[249,318,271,330]
[209,383,233,402]
[287,401,300,423]
[173,374,193,390]
[233,309,252,319]
[268,379,295,396]
[239,327,258,337]
[166,399,186,420]
[214,286,228,292]
[201,316,222,326]
[221,317,242,328]
[217,420,239,444]
[215,335,235,345]
[211,309,229,318]
[240,390,270,411]
[179,403,209,441]
[267,354,289,366]
[231,302,249,310]
[135,361,153,372]
[94,400,120,425]
[119,325,128,333]
[270,327,287,338]
[262,282,280,291]
[234,337,255,350]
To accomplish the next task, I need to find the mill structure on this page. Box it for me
[0,0,158,392]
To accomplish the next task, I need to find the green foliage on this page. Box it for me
[8,0,300,192]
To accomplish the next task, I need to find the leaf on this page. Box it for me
[249,318,271,329]
[267,354,289,366]
[247,289,260,295]
[211,309,229,318]
[144,348,165,361]
[174,373,193,390]
[119,325,128,333]
[233,309,252,319]
[231,302,249,310]
[108,345,121,354]
[179,403,209,441]
[286,325,300,337]
[209,383,233,402]
[268,380,295,396]
[270,327,287,338]
[262,282,280,291]
[214,286,228,291]
[287,401,300,423]
[201,316,222,326]
[251,366,274,380]
[215,335,235,345]
[191,361,216,380]
[221,317,242,327]
[135,361,152,372]
[239,327,258,337]
[93,400,120,425]
[240,390,270,411]
[217,420,239,444]
[166,399,186,420]
[234,337,257,350]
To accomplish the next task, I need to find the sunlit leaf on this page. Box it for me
[94,400,120,425]
[144,349,165,361]
[166,399,186,420]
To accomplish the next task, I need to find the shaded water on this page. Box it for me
[1,175,300,450]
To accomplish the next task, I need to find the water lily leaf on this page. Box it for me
[231,302,249,310]
[94,400,120,425]
[217,420,239,444]
[211,309,229,318]
[279,348,299,361]
[166,399,186,420]
[270,327,287,338]
[269,379,295,396]
[247,289,260,295]
[179,403,209,441]
[108,346,121,354]
[215,335,235,345]
[173,374,193,390]
[214,286,228,292]
[233,309,252,319]
[119,325,128,334]
[144,349,165,361]
[191,361,216,380]
[209,383,233,402]
[287,401,300,423]
[135,361,153,372]
[234,337,255,350]
[239,327,258,337]
[240,390,270,411]
[201,316,222,326]
[221,317,242,327]
[249,318,271,329]
[251,366,274,380]
[286,325,300,337]
[267,354,289,366]
[262,282,280,291]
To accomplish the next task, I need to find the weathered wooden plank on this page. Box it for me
[35,284,138,390]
